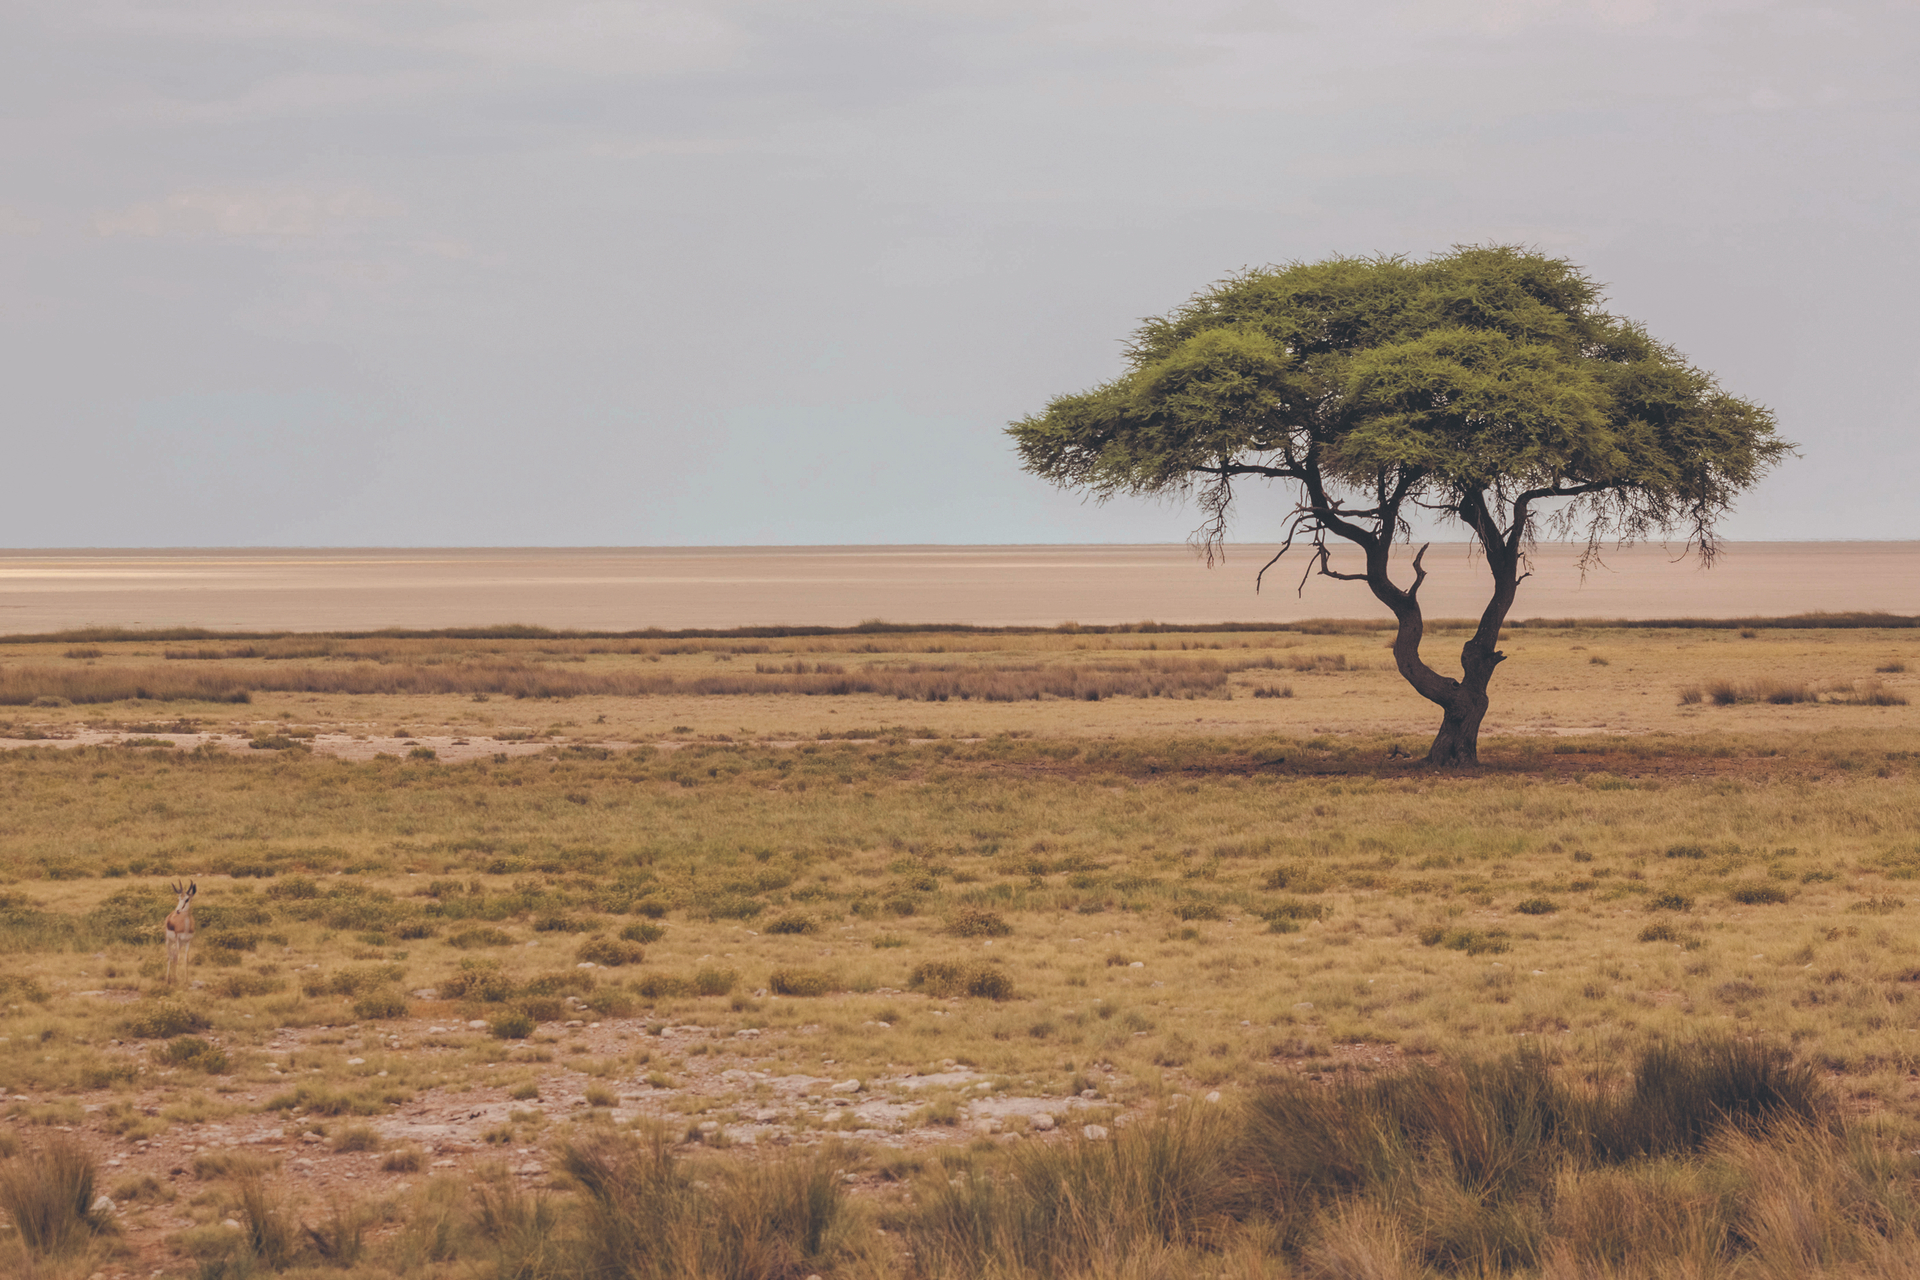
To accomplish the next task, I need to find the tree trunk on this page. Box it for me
[1368,522,1517,768]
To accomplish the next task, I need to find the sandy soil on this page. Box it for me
[50,1004,1130,1278]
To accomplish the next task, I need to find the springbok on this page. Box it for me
[164,880,197,984]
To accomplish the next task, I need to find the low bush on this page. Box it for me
[1730,883,1791,906]
[440,958,517,1002]
[353,989,409,1020]
[331,1124,383,1153]
[448,926,515,949]
[490,1009,536,1039]
[1648,892,1694,912]
[122,999,209,1039]
[1514,897,1558,915]
[768,967,836,997]
[518,995,565,1023]
[577,937,646,967]
[157,1035,230,1073]
[909,960,1015,1000]
[946,907,1012,938]
[764,913,819,935]
[620,921,667,944]
[1417,926,1510,955]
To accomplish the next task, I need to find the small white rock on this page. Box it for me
[1028,1113,1056,1131]
[346,1058,365,1066]
[1128,961,1144,968]
[1082,1125,1109,1141]
[829,1078,862,1094]
[1205,1091,1222,1104]
[90,1195,115,1217]
[468,1020,488,1029]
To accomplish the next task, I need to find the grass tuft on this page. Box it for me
[0,1136,110,1255]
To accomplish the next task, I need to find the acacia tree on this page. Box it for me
[1009,247,1790,765]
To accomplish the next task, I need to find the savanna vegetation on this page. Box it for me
[0,618,1916,1277]
[1010,247,1790,764]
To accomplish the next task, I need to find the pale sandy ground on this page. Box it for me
[0,542,1914,633]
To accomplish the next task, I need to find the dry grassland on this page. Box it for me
[1,620,1918,1278]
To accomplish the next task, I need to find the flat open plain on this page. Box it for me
[2,550,1919,1278]
[2,541,1916,631]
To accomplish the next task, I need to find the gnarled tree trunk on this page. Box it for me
[1367,510,1521,768]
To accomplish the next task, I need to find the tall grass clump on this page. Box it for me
[0,1136,112,1255]
[891,1040,1867,1278]
[555,1129,874,1280]
[905,1106,1241,1277]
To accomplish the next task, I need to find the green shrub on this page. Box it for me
[1174,900,1224,922]
[769,968,836,997]
[331,1124,383,1153]
[518,995,564,1023]
[577,937,646,967]
[352,989,409,1020]
[266,875,321,900]
[1648,892,1694,912]
[1416,927,1511,955]
[158,1035,231,1073]
[448,926,515,949]
[1730,883,1790,906]
[0,972,51,1004]
[262,1083,395,1116]
[1260,898,1325,923]
[692,966,738,997]
[1639,922,1682,943]
[635,973,690,999]
[1514,898,1558,915]
[909,960,1015,1000]
[490,1009,536,1039]
[946,907,1012,938]
[765,913,819,935]
[440,958,517,1002]
[619,921,666,944]
[122,999,210,1039]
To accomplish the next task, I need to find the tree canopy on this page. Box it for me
[1009,246,1790,764]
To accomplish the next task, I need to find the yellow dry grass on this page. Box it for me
[1,621,1918,1276]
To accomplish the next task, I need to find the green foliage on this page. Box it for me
[1010,246,1790,763]
[441,958,517,1002]
[768,968,836,997]
[946,907,1012,938]
[1417,926,1510,955]
[352,989,410,1020]
[1010,248,1787,549]
[122,998,210,1039]
[448,926,516,949]
[577,937,646,967]
[909,960,1015,1000]
[158,1035,231,1073]
[490,1009,536,1039]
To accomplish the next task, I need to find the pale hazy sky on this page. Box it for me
[3,1,1914,547]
